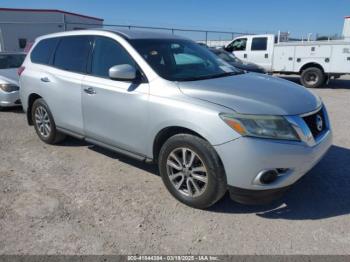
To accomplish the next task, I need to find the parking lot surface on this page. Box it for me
[1,76,350,255]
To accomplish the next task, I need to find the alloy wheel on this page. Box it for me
[34,106,51,138]
[166,147,208,197]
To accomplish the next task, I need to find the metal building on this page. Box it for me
[0,8,104,52]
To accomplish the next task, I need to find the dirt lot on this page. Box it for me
[0,76,350,255]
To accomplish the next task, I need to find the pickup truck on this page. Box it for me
[225,34,350,88]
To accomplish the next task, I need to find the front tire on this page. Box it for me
[158,134,227,209]
[31,98,66,144]
[300,67,325,88]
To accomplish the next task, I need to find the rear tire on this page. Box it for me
[300,67,325,88]
[158,134,227,209]
[31,98,66,144]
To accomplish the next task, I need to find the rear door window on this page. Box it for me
[31,38,59,65]
[251,37,268,51]
[53,36,92,73]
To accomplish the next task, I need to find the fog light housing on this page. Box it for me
[259,170,278,184]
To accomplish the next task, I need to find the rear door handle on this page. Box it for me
[84,87,96,95]
[40,77,50,83]
[244,54,248,58]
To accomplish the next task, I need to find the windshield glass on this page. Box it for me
[215,50,240,63]
[0,54,26,69]
[130,39,241,81]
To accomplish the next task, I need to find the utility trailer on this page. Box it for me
[225,34,350,88]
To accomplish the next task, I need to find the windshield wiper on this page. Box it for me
[178,71,242,82]
[208,71,243,79]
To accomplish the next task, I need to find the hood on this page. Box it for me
[178,73,321,115]
[0,69,19,85]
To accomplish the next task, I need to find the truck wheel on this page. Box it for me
[158,134,227,209]
[31,98,66,144]
[300,67,325,88]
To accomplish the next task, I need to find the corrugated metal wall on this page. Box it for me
[0,10,102,52]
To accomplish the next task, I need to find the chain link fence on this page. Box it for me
[0,20,252,51]
[66,22,251,47]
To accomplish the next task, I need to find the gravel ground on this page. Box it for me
[0,76,350,255]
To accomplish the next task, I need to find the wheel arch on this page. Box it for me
[152,126,208,162]
[299,62,325,74]
[26,93,42,125]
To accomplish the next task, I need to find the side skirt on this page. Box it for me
[56,126,153,163]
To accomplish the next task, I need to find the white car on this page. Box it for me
[0,52,26,109]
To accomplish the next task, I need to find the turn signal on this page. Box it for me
[222,117,247,135]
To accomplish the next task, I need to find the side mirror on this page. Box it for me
[109,64,137,81]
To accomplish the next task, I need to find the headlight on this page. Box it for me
[0,83,19,93]
[220,113,299,141]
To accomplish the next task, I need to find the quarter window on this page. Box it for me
[91,37,135,78]
[53,36,92,73]
[31,38,59,65]
[251,37,268,51]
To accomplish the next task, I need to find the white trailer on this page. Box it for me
[225,33,350,88]
[343,16,350,40]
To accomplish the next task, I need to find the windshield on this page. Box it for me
[212,50,240,63]
[130,39,241,81]
[0,54,26,69]
[217,52,239,63]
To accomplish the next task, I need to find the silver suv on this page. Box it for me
[19,29,332,208]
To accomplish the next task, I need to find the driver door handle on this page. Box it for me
[84,87,96,95]
[40,77,50,83]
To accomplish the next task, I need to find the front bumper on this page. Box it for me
[228,185,291,205]
[214,129,332,198]
[0,90,21,107]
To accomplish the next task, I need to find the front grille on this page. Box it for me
[302,108,326,138]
